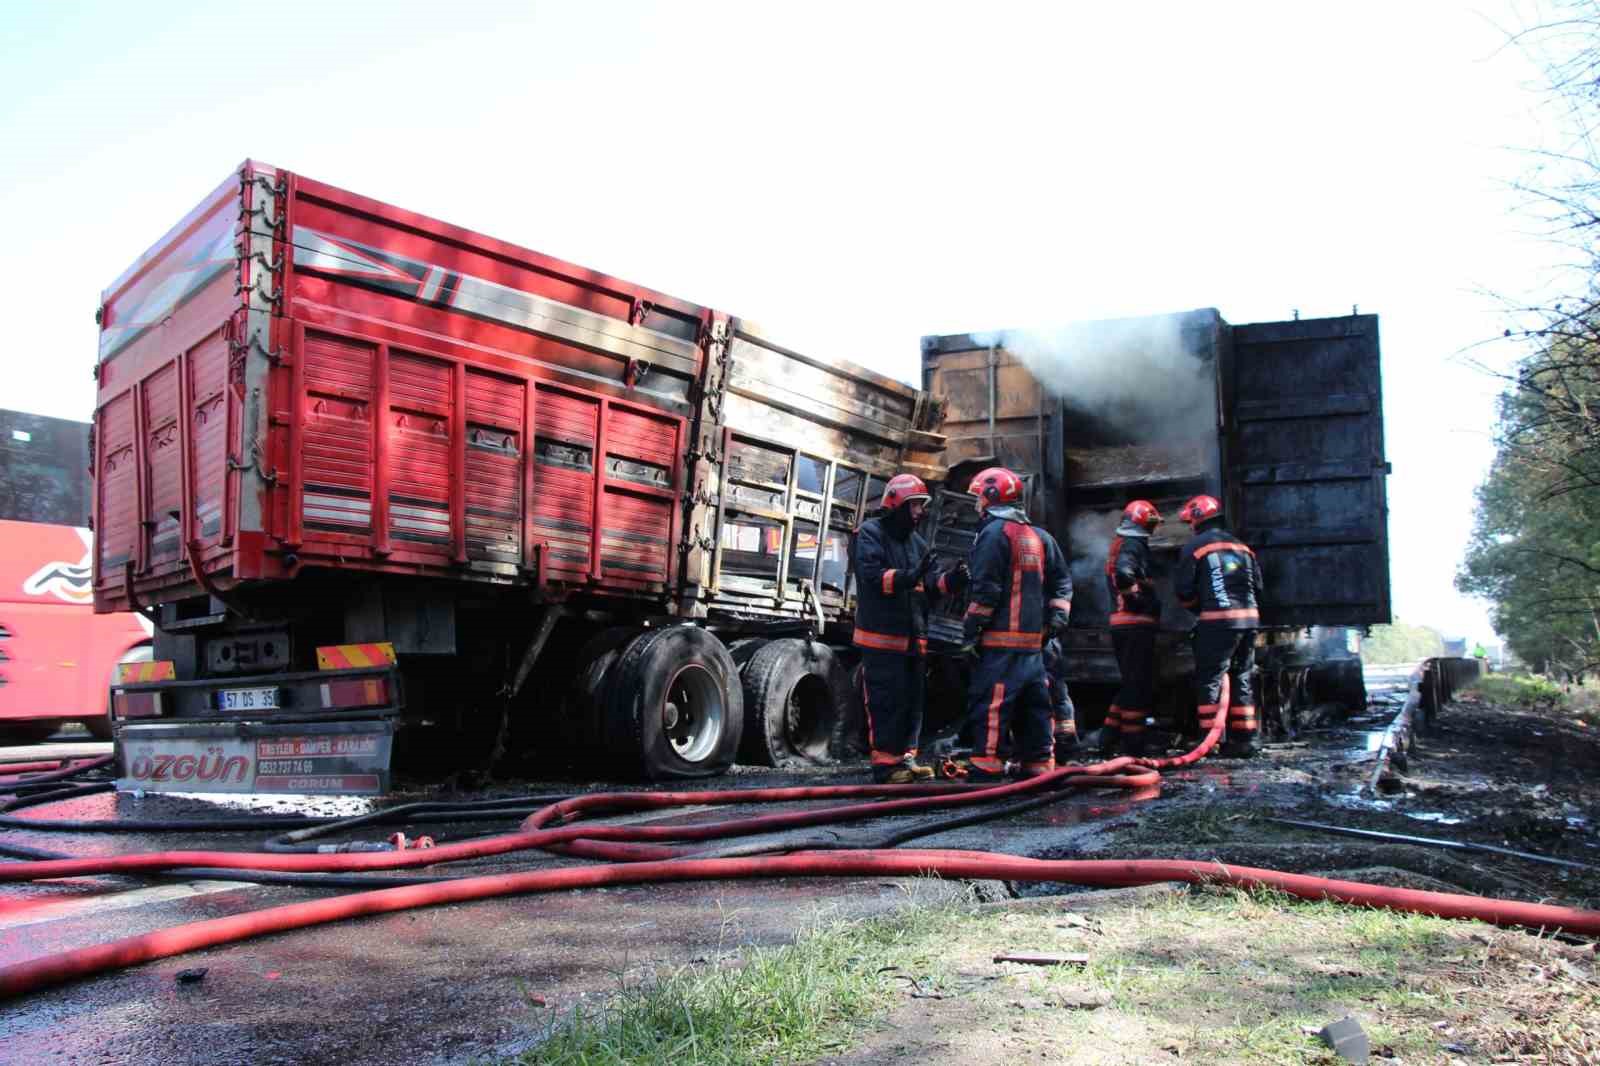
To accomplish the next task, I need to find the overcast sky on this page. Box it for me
[0,1,1572,641]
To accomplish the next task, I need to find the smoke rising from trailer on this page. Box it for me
[969,315,1214,443]
[1064,510,1118,619]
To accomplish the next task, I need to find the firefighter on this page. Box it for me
[1043,635,1080,758]
[1103,499,1163,758]
[1173,494,1264,758]
[851,473,965,783]
[955,467,1073,781]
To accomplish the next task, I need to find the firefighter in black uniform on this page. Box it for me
[1043,636,1079,759]
[1173,494,1264,758]
[955,467,1073,781]
[851,473,965,783]
[1103,499,1163,758]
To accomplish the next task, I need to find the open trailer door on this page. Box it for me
[1224,313,1391,627]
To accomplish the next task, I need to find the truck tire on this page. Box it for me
[557,626,643,764]
[604,626,743,781]
[726,637,768,670]
[737,639,851,767]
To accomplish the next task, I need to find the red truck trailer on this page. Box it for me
[1,410,150,742]
[96,162,944,792]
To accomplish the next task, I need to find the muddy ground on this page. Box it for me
[3,677,1599,1065]
[1055,685,1600,910]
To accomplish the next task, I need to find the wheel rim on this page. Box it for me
[663,664,725,762]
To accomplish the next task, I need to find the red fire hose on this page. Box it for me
[3,713,1598,1000]
[0,754,113,790]
[2,850,1597,1000]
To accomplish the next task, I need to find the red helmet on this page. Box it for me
[1123,499,1162,532]
[881,473,931,511]
[1178,495,1222,527]
[967,467,1024,514]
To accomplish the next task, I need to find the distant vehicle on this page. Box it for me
[0,410,150,743]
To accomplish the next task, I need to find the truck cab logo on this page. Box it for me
[22,528,93,604]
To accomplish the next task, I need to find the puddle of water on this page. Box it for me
[1404,811,1465,826]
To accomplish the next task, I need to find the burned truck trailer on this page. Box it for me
[920,309,1390,735]
[95,161,944,792]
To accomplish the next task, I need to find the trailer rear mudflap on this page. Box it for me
[117,718,395,795]
[111,658,402,795]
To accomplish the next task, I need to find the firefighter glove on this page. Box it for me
[913,549,939,583]
[1046,610,1070,639]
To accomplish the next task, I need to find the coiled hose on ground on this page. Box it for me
[2,713,1598,1000]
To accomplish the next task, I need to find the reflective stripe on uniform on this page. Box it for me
[979,629,1042,650]
[984,682,1005,757]
[1199,608,1259,622]
[1192,541,1256,560]
[1109,611,1159,626]
[881,570,897,595]
[853,628,911,652]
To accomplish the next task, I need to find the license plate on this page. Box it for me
[216,686,280,712]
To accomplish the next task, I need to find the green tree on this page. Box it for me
[1459,3,1600,679]
[1361,622,1445,665]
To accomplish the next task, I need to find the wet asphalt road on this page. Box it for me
[0,770,1140,1066]
[0,664,1418,1065]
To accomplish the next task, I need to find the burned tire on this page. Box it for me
[556,626,643,766]
[604,626,743,781]
[737,639,852,767]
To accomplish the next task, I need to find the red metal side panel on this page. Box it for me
[299,330,375,541]
[187,332,230,547]
[530,386,597,579]
[141,362,183,567]
[464,370,525,565]
[96,393,138,583]
[601,406,678,585]
[386,350,454,555]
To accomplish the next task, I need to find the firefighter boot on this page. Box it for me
[1054,724,1080,762]
[1219,705,1261,759]
[1098,705,1122,759]
[1118,708,1150,759]
[875,757,937,784]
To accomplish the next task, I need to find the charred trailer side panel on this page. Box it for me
[94,162,944,791]
[920,309,1389,736]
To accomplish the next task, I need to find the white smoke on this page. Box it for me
[969,313,1215,442]
[1064,509,1120,616]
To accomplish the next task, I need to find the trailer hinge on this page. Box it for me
[624,357,651,389]
[230,334,287,365]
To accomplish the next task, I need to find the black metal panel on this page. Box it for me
[0,409,91,526]
[1225,315,1390,627]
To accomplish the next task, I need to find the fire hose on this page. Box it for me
[2,715,1599,1000]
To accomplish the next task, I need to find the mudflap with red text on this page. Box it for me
[116,719,395,795]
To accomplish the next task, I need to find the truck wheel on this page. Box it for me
[726,637,768,670]
[556,627,643,765]
[605,626,742,780]
[737,639,851,767]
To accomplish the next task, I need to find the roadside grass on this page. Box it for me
[1466,672,1563,709]
[513,882,1600,1065]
